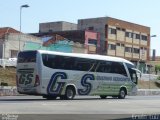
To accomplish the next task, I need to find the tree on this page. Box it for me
[155,64,160,75]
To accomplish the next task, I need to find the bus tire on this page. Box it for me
[118,88,126,99]
[65,87,76,100]
[100,95,107,99]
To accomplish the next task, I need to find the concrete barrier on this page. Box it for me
[0,86,19,96]
[137,89,160,96]
[0,86,160,96]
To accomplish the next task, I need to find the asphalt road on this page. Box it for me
[0,95,160,120]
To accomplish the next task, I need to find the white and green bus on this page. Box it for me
[16,50,139,100]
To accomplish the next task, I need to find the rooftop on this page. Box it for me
[0,27,20,39]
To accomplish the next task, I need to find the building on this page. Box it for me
[0,27,42,59]
[32,30,100,54]
[78,17,150,72]
[39,21,77,33]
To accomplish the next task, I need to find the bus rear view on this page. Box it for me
[16,51,40,95]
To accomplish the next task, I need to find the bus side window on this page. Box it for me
[111,62,127,76]
[74,58,95,71]
[96,61,112,73]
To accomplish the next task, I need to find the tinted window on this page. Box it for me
[96,61,127,76]
[74,58,95,71]
[18,51,37,63]
[42,54,96,71]
[96,61,112,73]
[112,62,127,76]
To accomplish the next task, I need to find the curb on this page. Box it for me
[1,86,160,96]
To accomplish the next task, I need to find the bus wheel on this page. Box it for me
[118,88,126,99]
[100,95,107,99]
[65,87,75,100]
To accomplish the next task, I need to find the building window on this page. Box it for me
[136,34,140,39]
[121,44,125,47]
[133,48,140,54]
[116,27,121,30]
[129,32,133,38]
[116,43,120,46]
[88,26,94,30]
[126,32,133,38]
[122,28,126,32]
[133,33,136,39]
[141,35,147,41]
[125,47,132,52]
[116,27,125,32]
[10,50,18,58]
[88,39,97,45]
[108,28,116,34]
[116,43,124,47]
[108,44,116,50]
[126,32,129,37]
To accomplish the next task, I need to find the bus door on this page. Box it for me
[95,61,113,94]
[125,64,139,85]
[130,68,139,85]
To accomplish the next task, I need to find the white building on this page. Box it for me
[0,27,42,59]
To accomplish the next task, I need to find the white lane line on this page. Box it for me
[41,103,67,106]
[107,101,129,104]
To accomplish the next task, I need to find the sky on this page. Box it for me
[1,0,160,55]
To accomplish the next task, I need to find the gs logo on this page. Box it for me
[19,73,33,85]
[47,72,67,95]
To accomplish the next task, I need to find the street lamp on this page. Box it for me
[19,4,29,51]
[151,35,156,38]
[149,35,157,89]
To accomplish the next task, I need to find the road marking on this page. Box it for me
[41,103,67,106]
[107,100,129,104]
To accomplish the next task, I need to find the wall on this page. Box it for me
[78,17,107,54]
[24,39,86,54]
[62,22,77,31]
[85,31,100,54]
[39,21,77,33]
[107,17,150,61]
[3,33,42,59]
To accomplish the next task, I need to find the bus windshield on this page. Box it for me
[18,51,37,63]
[126,63,138,84]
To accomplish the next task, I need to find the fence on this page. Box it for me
[0,59,17,68]
[0,86,19,96]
